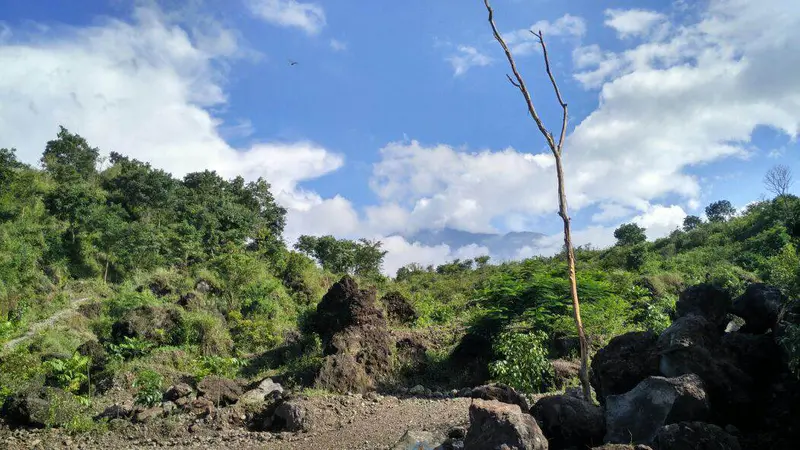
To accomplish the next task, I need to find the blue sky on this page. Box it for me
[0,0,798,273]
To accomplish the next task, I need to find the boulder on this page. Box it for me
[657,314,720,352]
[133,406,164,423]
[551,359,581,390]
[471,384,530,412]
[531,394,605,450]
[464,400,548,450]
[1,388,78,428]
[675,284,732,328]
[604,374,709,445]
[76,340,108,371]
[239,378,284,405]
[590,331,661,404]
[163,383,194,401]
[187,397,215,417]
[381,291,418,325]
[449,332,495,386]
[732,283,785,334]
[653,422,741,450]
[392,430,446,450]
[111,305,183,346]
[273,402,308,432]
[197,376,242,406]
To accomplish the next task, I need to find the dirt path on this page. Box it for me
[1,395,474,450]
[2,297,91,353]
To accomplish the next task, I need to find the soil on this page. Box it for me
[0,394,474,450]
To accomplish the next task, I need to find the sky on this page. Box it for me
[0,0,798,275]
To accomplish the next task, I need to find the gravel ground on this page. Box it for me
[0,394,474,450]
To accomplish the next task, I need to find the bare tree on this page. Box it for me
[482,0,591,401]
[764,164,794,197]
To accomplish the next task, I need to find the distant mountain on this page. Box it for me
[398,227,547,261]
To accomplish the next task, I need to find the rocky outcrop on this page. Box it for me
[197,376,242,406]
[1,388,79,428]
[675,284,732,329]
[531,394,604,450]
[163,383,194,402]
[732,283,785,334]
[590,331,661,404]
[239,378,284,406]
[653,422,741,450]
[272,402,307,432]
[464,400,548,450]
[381,291,418,325]
[313,276,393,394]
[551,359,581,390]
[604,374,709,445]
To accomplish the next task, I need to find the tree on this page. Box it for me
[41,126,100,183]
[483,0,591,400]
[706,200,736,223]
[764,164,794,197]
[614,223,647,246]
[475,255,491,268]
[682,215,702,231]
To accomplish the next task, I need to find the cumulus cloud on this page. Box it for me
[370,140,557,234]
[604,9,667,39]
[446,45,492,76]
[0,4,345,230]
[246,0,325,35]
[632,205,687,239]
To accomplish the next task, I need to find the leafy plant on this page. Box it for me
[133,369,163,407]
[489,330,553,393]
[43,353,90,394]
[105,336,155,361]
[193,355,245,380]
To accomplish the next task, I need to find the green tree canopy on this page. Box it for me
[682,215,703,231]
[614,223,647,246]
[706,200,736,223]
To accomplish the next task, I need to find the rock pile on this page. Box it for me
[461,283,800,450]
[311,275,394,394]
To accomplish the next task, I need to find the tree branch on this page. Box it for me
[484,0,556,153]
[531,30,568,154]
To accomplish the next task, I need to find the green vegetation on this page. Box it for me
[1,127,799,426]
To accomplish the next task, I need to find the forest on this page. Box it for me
[1,128,799,438]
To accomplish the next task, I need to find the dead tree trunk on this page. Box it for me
[483,0,591,401]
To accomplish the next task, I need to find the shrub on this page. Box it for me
[133,369,164,407]
[43,353,90,394]
[489,330,553,393]
[193,355,245,380]
[105,336,155,361]
[181,311,232,356]
[228,311,280,353]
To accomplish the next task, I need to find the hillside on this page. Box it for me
[1,131,800,449]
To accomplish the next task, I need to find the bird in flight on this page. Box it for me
[288,60,298,66]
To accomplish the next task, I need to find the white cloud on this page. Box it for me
[0,4,345,239]
[604,9,667,39]
[370,140,557,234]
[591,203,634,223]
[632,205,687,239]
[246,0,325,35]
[447,45,492,76]
[504,14,586,55]
[380,236,491,277]
[329,39,347,51]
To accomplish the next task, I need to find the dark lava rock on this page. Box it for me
[464,400,548,450]
[590,331,661,404]
[531,394,605,450]
[732,283,786,334]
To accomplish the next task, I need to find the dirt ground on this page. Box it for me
[0,394,474,450]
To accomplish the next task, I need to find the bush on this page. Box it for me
[193,355,245,380]
[228,311,280,353]
[489,330,553,393]
[133,369,164,407]
[181,311,232,356]
[43,353,90,394]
